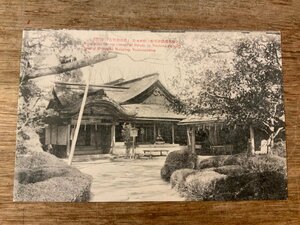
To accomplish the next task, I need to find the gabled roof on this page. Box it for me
[48,73,181,120]
[48,86,134,118]
[105,73,174,103]
[50,73,174,105]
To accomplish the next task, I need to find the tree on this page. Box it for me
[17,31,86,154]
[171,36,284,153]
[17,30,118,155]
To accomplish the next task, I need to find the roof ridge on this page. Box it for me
[115,73,159,86]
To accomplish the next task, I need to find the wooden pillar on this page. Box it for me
[110,123,116,154]
[153,123,156,143]
[171,123,175,144]
[191,126,196,153]
[187,127,191,148]
[66,124,71,156]
[68,68,92,166]
[49,125,52,144]
[249,124,255,155]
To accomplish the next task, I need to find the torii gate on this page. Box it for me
[26,52,117,165]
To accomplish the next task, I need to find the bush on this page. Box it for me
[170,169,196,190]
[183,170,227,200]
[197,153,248,170]
[213,165,244,176]
[161,149,197,181]
[271,141,286,157]
[16,126,44,154]
[14,176,91,202]
[173,154,287,201]
[173,169,287,201]
[243,154,286,174]
[197,153,286,172]
[212,171,287,201]
[14,151,92,202]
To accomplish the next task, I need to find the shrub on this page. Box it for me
[14,176,91,202]
[183,170,227,200]
[176,154,287,201]
[161,149,197,181]
[16,126,44,154]
[197,153,285,172]
[271,141,286,157]
[14,151,92,202]
[213,165,244,176]
[212,171,288,201]
[243,154,286,174]
[170,169,196,190]
[197,153,248,170]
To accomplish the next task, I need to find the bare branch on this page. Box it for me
[273,127,284,139]
[26,52,117,80]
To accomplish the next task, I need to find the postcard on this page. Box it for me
[14,30,287,202]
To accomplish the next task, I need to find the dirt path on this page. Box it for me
[73,157,184,201]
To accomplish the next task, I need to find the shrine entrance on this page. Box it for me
[71,124,113,155]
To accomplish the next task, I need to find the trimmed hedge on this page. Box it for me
[161,149,197,181]
[14,151,92,202]
[170,169,196,190]
[177,170,227,200]
[170,154,287,201]
[197,154,286,173]
[211,171,287,201]
[197,153,248,170]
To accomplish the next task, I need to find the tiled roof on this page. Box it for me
[110,73,160,103]
[48,73,182,120]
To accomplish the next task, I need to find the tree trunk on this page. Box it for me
[249,125,255,155]
[267,126,284,154]
[26,52,117,80]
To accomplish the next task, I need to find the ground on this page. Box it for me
[73,157,184,201]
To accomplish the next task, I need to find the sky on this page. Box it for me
[23,30,281,94]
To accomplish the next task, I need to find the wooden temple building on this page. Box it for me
[44,73,246,158]
[44,73,188,157]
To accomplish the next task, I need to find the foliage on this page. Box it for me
[170,168,196,189]
[197,154,248,170]
[211,171,287,201]
[172,154,287,201]
[172,35,285,150]
[17,31,85,154]
[181,170,227,200]
[161,149,197,181]
[197,153,286,173]
[14,151,92,202]
[271,140,286,157]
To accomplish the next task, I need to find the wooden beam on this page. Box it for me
[26,52,117,80]
[67,69,92,165]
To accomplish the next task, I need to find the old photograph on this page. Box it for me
[14,30,287,202]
